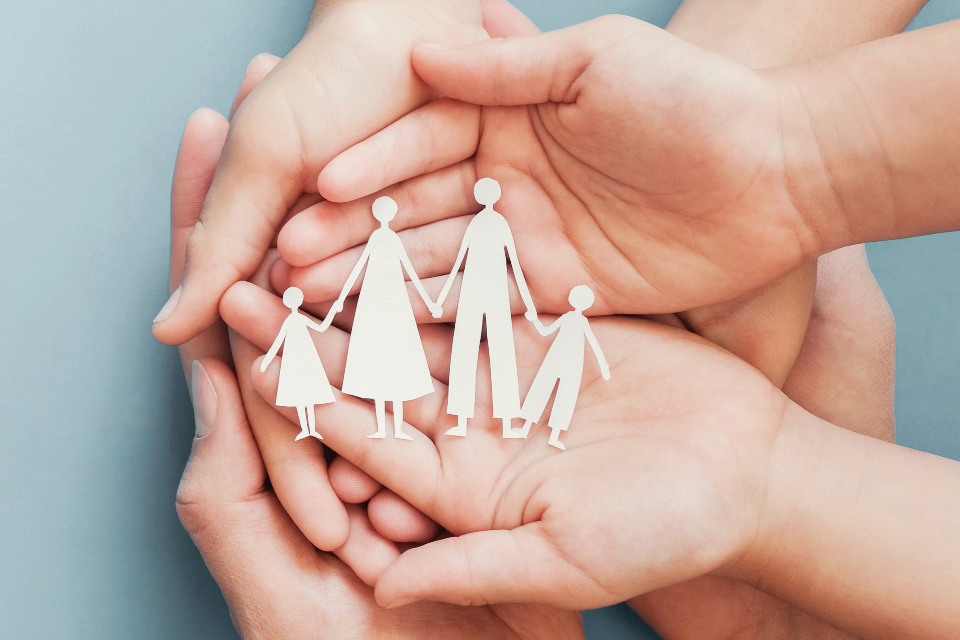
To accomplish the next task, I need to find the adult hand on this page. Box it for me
[177,349,583,639]
[171,38,583,638]
[225,277,960,640]
[152,0,488,345]
[168,63,354,552]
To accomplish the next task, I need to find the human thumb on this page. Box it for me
[374,524,615,610]
[411,16,643,107]
[176,359,269,543]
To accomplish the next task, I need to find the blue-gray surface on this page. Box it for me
[1,1,958,638]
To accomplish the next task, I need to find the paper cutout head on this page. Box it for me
[372,196,398,223]
[474,177,501,207]
[568,285,595,311]
[283,286,304,309]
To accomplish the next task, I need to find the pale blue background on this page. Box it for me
[1,1,958,638]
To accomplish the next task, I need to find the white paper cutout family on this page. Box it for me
[261,178,611,451]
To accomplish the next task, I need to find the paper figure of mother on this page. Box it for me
[323,196,441,440]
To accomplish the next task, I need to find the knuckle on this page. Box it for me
[175,471,212,537]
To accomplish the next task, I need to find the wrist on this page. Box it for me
[310,0,481,30]
[719,400,844,586]
[763,63,899,253]
[756,67,859,256]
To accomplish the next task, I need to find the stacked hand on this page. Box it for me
[281,17,822,319]
[162,0,960,637]
[170,98,585,640]
[151,0,489,346]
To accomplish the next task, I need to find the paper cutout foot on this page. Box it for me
[548,430,566,450]
[368,428,386,439]
[295,427,323,441]
[394,426,414,441]
[445,417,468,437]
[502,419,527,439]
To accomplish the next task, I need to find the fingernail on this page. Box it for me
[246,52,274,73]
[191,360,218,439]
[385,596,417,610]
[153,285,182,324]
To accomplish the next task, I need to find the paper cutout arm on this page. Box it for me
[397,241,441,317]
[534,317,562,337]
[304,316,327,333]
[260,319,288,372]
[504,230,537,319]
[584,322,611,381]
[434,225,474,315]
[322,243,372,328]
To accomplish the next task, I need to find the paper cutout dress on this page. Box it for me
[518,285,611,450]
[262,286,334,441]
[434,178,539,438]
[324,196,440,440]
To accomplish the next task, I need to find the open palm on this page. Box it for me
[221,280,785,610]
[280,15,817,317]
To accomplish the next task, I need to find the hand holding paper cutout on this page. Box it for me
[226,286,784,609]
[168,48,581,639]
[150,0,488,346]
[226,275,957,639]
[307,16,834,317]
[177,353,583,640]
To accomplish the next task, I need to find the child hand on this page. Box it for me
[293,15,829,319]
[224,282,786,609]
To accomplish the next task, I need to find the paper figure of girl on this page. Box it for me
[261,286,335,441]
[323,196,441,440]
[518,285,611,450]
[433,178,539,438]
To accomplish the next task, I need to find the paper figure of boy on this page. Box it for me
[324,196,441,440]
[261,286,334,441]
[518,285,611,450]
[433,178,539,438]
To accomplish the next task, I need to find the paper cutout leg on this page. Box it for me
[295,406,312,441]
[370,400,412,440]
[485,302,522,437]
[445,306,484,437]
[371,400,387,439]
[544,374,579,450]
[518,367,560,438]
[393,401,412,440]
